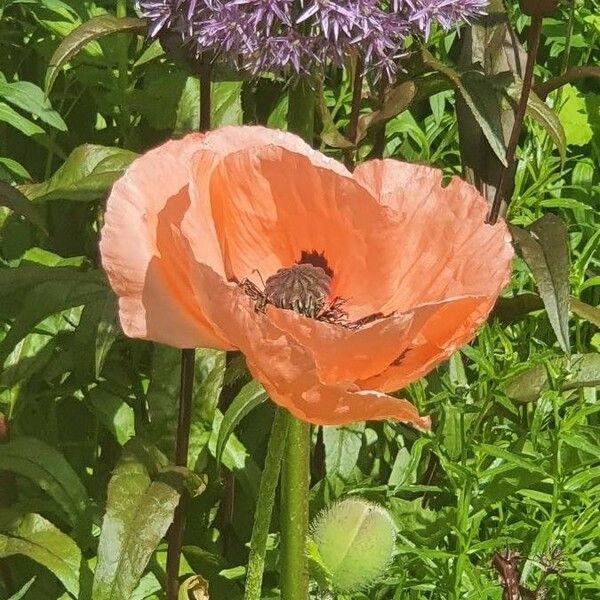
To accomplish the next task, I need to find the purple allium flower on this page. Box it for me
[137,0,488,75]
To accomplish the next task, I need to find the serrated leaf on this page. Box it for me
[556,84,593,146]
[0,80,67,131]
[323,422,365,480]
[0,437,89,528]
[215,379,267,469]
[19,144,137,202]
[0,181,47,232]
[92,444,183,600]
[0,513,86,598]
[511,214,571,355]
[45,15,147,93]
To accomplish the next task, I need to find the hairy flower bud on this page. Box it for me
[310,498,396,593]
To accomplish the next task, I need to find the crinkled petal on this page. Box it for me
[187,262,430,429]
[265,302,442,384]
[359,295,492,393]
[100,134,231,349]
[353,159,513,314]
[190,144,406,319]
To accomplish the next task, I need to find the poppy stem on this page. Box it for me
[244,408,289,600]
[166,348,195,600]
[487,13,543,225]
[280,415,311,600]
[278,79,315,600]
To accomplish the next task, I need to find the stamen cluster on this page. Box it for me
[137,0,487,76]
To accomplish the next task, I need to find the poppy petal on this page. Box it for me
[359,295,492,393]
[186,261,430,429]
[353,159,513,314]
[265,302,441,384]
[100,135,231,349]
[192,144,405,319]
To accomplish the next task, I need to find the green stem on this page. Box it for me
[244,409,290,600]
[277,79,315,600]
[280,415,311,600]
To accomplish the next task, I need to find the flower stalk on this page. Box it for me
[277,79,315,600]
[165,58,212,600]
[166,348,195,600]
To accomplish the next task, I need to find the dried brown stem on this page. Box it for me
[534,65,600,100]
[487,15,543,225]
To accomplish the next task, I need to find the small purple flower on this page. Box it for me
[136,0,488,75]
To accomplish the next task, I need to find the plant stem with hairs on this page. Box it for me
[487,14,543,225]
[165,58,211,600]
[278,79,315,600]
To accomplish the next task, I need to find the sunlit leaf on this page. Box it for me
[0,513,87,598]
[92,442,183,600]
[19,145,137,202]
[323,422,365,480]
[45,15,146,93]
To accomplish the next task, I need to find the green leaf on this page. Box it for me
[571,298,600,327]
[507,84,567,158]
[511,214,571,355]
[45,15,147,93]
[212,81,244,127]
[306,538,333,592]
[87,386,135,445]
[556,84,593,146]
[356,80,417,142]
[0,102,46,136]
[0,81,67,131]
[92,444,183,600]
[19,144,137,202]
[423,48,507,166]
[7,577,36,600]
[314,77,353,149]
[215,379,267,469]
[0,437,89,528]
[323,422,365,480]
[477,444,546,475]
[0,181,47,232]
[505,354,600,403]
[0,513,86,598]
[0,272,106,364]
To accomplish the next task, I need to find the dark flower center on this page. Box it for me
[264,264,331,318]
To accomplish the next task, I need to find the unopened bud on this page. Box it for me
[310,498,396,593]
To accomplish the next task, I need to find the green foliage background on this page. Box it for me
[0,0,599,598]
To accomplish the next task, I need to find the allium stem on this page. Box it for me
[344,56,364,171]
[278,82,314,600]
[280,415,311,600]
[244,409,289,600]
[487,14,543,225]
[166,348,195,600]
[116,0,130,146]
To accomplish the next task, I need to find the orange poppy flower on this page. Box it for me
[100,126,513,430]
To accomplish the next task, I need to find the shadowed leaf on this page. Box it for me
[0,181,47,232]
[511,214,571,355]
